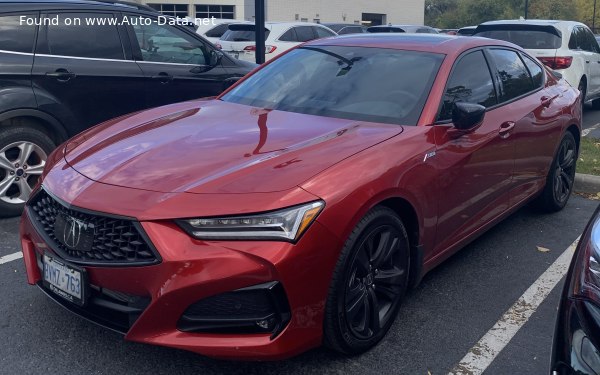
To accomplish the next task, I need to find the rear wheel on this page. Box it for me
[592,98,600,110]
[323,206,409,355]
[0,126,55,218]
[533,132,577,213]
[579,80,587,112]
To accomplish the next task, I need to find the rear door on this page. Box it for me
[0,13,38,114]
[31,11,145,133]
[487,48,564,206]
[579,27,600,98]
[125,14,232,108]
[433,49,512,252]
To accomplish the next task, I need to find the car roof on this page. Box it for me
[480,19,584,27]
[307,33,521,55]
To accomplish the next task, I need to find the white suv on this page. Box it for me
[474,20,600,108]
[216,22,337,63]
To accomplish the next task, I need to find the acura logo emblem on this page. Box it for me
[63,216,85,249]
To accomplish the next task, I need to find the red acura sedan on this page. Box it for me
[20,34,580,360]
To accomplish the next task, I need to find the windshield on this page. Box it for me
[221,27,270,42]
[222,46,444,125]
[475,28,561,49]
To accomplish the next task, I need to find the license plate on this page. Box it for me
[43,254,86,306]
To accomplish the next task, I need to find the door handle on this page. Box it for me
[498,121,515,139]
[151,72,174,83]
[45,68,76,82]
[586,60,591,64]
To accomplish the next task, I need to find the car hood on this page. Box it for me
[64,100,403,194]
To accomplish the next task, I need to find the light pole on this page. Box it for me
[594,0,597,33]
[524,0,529,19]
[255,0,266,64]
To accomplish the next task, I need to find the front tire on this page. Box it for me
[0,126,54,218]
[534,132,577,213]
[323,206,410,355]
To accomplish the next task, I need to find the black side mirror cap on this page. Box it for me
[452,102,486,131]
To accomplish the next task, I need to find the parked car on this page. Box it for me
[216,22,337,62]
[441,28,459,35]
[474,20,600,109]
[323,23,367,35]
[367,24,439,33]
[0,0,255,217]
[457,26,476,36]
[551,204,600,375]
[195,18,250,44]
[20,34,581,360]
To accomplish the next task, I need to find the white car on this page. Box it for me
[474,20,600,108]
[366,24,439,34]
[194,19,250,44]
[216,22,337,63]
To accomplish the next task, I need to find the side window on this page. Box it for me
[522,54,544,89]
[279,28,297,42]
[130,17,208,65]
[569,27,583,50]
[0,14,37,53]
[583,28,600,53]
[46,13,124,59]
[205,23,229,38]
[489,49,535,102]
[438,50,497,121]
[295,26,316,42]
[315,26,335,38]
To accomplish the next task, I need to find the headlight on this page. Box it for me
[176,201,324,242]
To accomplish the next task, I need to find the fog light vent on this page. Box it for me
[177,281,291,338]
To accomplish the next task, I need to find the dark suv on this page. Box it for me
[0,0,255,217]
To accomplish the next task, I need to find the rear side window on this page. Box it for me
[439,50,497,121]
[279,28,297,42]
[488,49,534,102]
[295,26,316,42]
[45,13,124,59]
[475,28,561,49]
[0,14,37,53]
[522,54,544,89]
[221,28,270,42]
[339,26,364,35]
[315,26,335,38]
[205,23,229,38]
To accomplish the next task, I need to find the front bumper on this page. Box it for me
[20,203,342,360]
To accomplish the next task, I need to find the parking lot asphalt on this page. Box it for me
[0,195,597,375]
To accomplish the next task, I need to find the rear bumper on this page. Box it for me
[20,205,342,360]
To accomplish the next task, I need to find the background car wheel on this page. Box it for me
[579,80,587,110]
[533,131,577,213]
[592,98,600,110]
[323,206,410,355]
[0,126,55,218]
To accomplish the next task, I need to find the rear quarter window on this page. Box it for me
[0,15,37,53]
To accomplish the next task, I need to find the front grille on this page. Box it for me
[28,188,160,266]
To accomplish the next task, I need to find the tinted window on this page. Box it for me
[326,24,344,33]
[475,28,561,49]
[295,26,316,42]
[0,15,36,53]
[439,51,496,121]
[205,23,230,38]
[279,28,297,42]
[221,27,270,42]
[223,46,444,125]
[315,26,335,38]
[339,26,364,35]
[489,49,534,102]
[46,13,124,59]
[583,28,600,53]
[130,17,208,64]
[522,54,544,88]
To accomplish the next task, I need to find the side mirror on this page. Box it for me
[210,50,224,66]
[452,102,486,131]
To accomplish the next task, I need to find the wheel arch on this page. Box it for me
[0,109,68,145]
[566,124,580,153]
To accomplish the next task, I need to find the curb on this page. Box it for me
[575,173,600,193]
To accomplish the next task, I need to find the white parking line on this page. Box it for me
[582,122,600,137]
[448,237,580,375]
[0,251,23,265]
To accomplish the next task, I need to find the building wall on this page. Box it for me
[138,0,424,25]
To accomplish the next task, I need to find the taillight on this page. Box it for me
[538,56,573,70]
[243,45,277,53]
[215,43,222,49]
